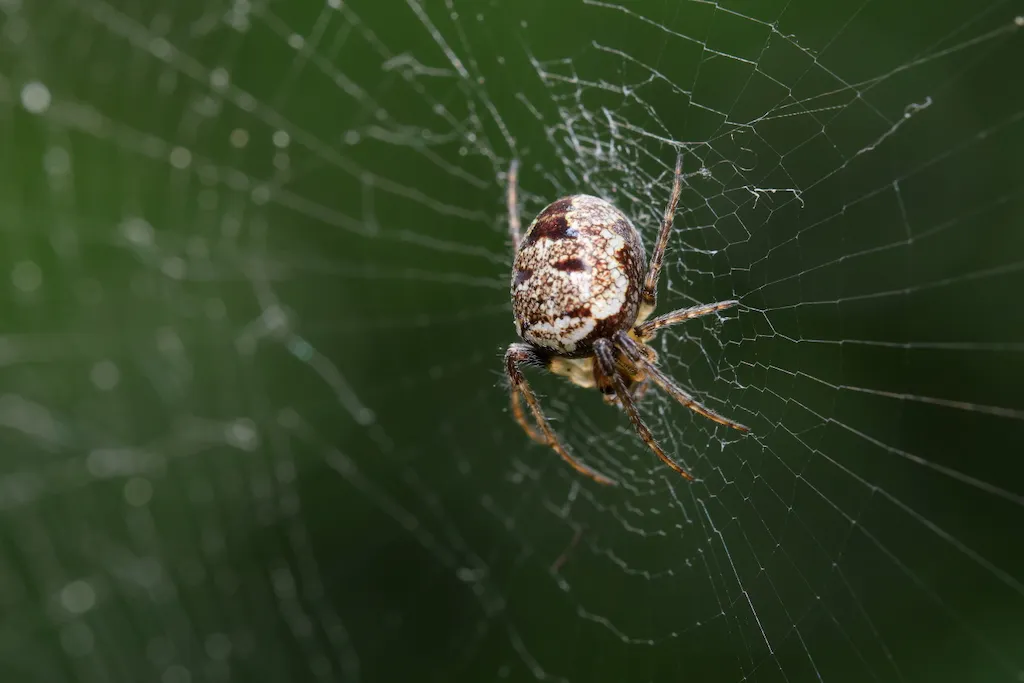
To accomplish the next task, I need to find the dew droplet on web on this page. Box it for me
[10,260,42,293]
[272,130,291,148]
[124,477,153,506]
[209,66,230,90]
[230,128,249,147]
[148,37,171,59]
[169,146,192,169]
[121,217,155,247]
[161,256,187,280]
[251,185,271,204]
[20,81,51,114]
[155,326,184,355]
[226,418,259,451]
[43,146,71,175]
[90,359,120,390]
[60,580,96,614]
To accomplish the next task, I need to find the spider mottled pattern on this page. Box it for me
[504,156,749,486]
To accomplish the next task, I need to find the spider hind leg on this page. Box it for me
[505,343,617,486]
[592,338,695,481]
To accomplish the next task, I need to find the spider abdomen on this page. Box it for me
[511,194,646,357]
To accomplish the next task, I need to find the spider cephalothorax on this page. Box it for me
[504,157,749,486]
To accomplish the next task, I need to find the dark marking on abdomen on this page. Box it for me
[554,257,586,272]
[523,197,575,244]
[513,267,533,287]
[565,304,592,320]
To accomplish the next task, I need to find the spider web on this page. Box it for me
[2,0,1024,681]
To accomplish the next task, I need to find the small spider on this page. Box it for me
[504,156,749,486]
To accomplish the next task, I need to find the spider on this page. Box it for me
[504,156,749,486]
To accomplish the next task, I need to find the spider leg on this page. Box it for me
[632,378,652,402]
[602,378,651,409]
[507,159,522,253]
[640,154,684,311]
[614,331,750,432]
[592,339,695,481]
[505,344,548,443]
[601,349,651,408]
[511,384,546,444]
[636,300,740,341]
[505,343,617,486]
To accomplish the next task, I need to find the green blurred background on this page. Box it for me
[2,0,1023,681]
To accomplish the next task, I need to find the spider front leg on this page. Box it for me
[592,339,695,481]
[614,332,749,432]
[635,300,740,341]
[640,154,684,313]
[600,348,653,408]
[603,377,651,408]
[506,159,522,253]
[505,343,617,486]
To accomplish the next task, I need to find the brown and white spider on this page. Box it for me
[504,156,749,486]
